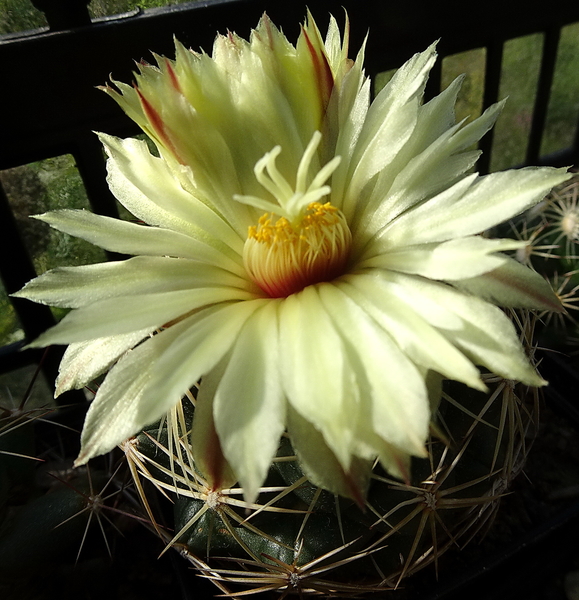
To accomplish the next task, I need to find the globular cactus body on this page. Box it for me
[129,335,538,597]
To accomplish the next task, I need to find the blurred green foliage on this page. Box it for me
[0,0,199,34]
[0,156,106,344]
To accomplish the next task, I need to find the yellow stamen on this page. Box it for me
[244,201,351,297]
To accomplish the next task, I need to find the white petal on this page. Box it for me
[328,61,370,199]
[381,167,570,247]
[28,287,254,346]
[75,322,189,464]
[352,97,503,251]
[213,301,286,502]
[317,283,429,456]
[338,274,484,390]
[354,99,504,246]
[383,272,464,331]
[344,98,418,212]
[14,256,252,309]
[340,45,438,217]
[287,406,372,502]
[190,366,237,490]
[361,237,526,280]
[100,134,244,254]
[35,210,245,275]
[451,256,562,311]
[381,101,504,217]
[141,299,269,415]
[55,328,153,396]
[278,286,354,468]
[385,273,545,386]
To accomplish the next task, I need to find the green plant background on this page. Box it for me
[0,0,198,33]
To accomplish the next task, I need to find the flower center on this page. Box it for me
[244,201,351,297]
[235,131,352,298]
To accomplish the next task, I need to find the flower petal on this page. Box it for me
[361,237,526,280]
[451,256,563,311]
[213,301,286,502]
[142,300,269,414]
[380,167,570,247]
[35,209,245,275]
[385,273,545,386]
[190,366,238,491]
[55,328,153,396]
[28,287,253,347]
[339,274,484,390]
[368,99,504,230]
[278,286,354,468]
[287,406,372,503]
[317,283,429,457]
[75,322,190,465]
[101,133,245,254]
[340,44,438,215]
[13,256,251,309]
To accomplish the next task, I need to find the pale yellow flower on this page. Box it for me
[15,13,568,502]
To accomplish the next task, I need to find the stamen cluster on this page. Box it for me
[244,201,351,297]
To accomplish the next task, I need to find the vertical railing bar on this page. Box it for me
[477,41,503,175]
[573,109,579,166]
[525,27,560,166]
[0,180,55,341]
[72,135,127,262]
[30,0,92,31]
[73,135,120,220]
[0,179,64,388]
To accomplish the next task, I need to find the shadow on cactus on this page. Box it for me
[124,311,540,597]
[0,359,153,597]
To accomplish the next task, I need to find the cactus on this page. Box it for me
[0,367,144,594]
[0,310,546,597]
[7,11,571,598]
[495,172,579,351]
[123,310,540,596]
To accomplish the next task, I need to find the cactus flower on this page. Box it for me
[15,13,569,502]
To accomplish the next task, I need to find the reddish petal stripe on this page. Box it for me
[135,86,185,164]
[302,27,334,112]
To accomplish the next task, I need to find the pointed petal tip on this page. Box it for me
[529,373,548,388]
[19,338,48,351]
[470,377,488,393]
[73,453,89,468]
[240,484,260,506]
[30,211,49,222]
[344,471,367,509]
[54,382,66,398]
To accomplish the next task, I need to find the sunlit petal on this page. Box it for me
[55,329,153,396]
[17,12,569,502]
[213,302,286,502]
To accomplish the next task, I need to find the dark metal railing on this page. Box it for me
[1,0,578,389]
